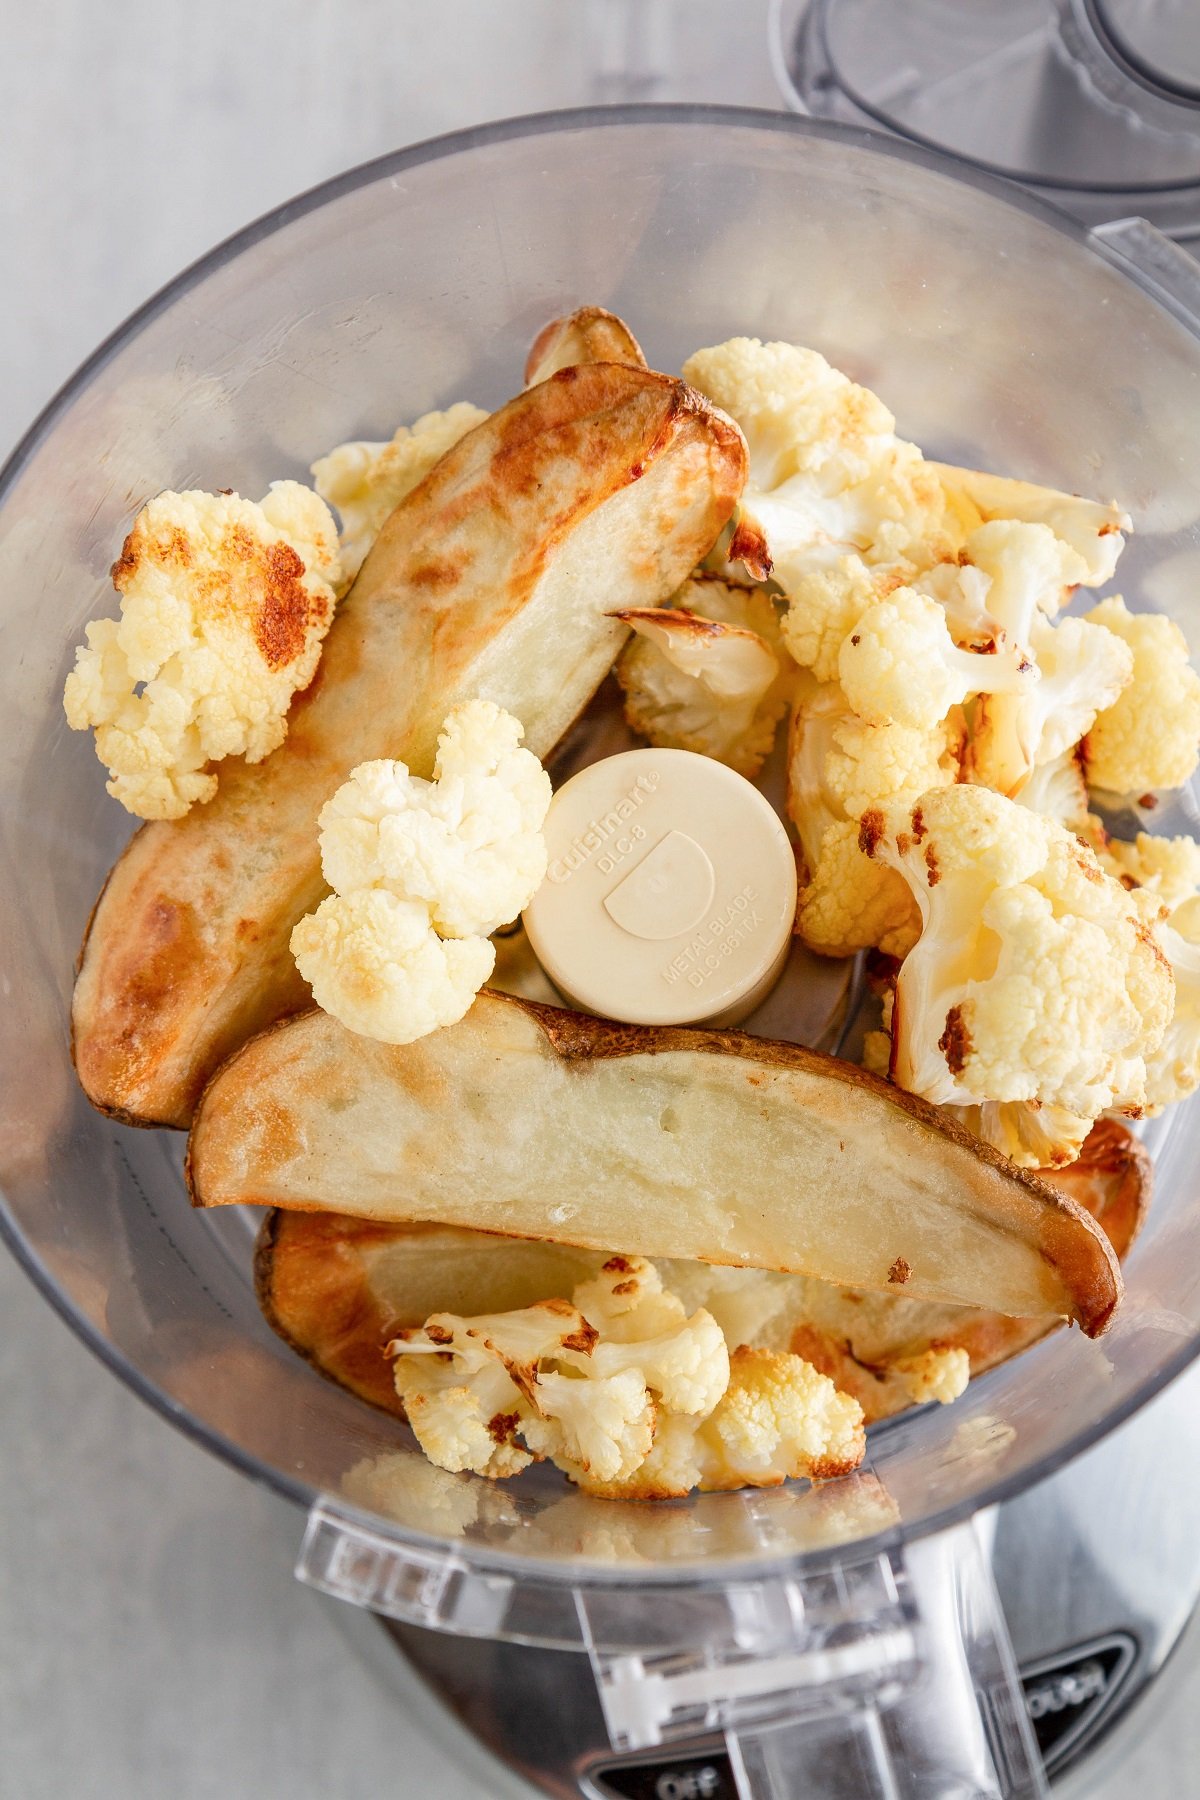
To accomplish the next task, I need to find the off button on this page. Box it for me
[588,1747,737,1800]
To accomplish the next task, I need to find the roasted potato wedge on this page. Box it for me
[191,990,1122,1333]
[768,1117,1148,1420]
[73,360,745,1127]
[255,1117,1147,1422]
[524,306,647,385]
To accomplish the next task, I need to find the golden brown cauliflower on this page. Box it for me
[63,484,341,819]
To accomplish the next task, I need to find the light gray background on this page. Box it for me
[2,4,1198,1795]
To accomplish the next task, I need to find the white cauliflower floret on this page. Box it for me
[386,1259,864,1500]
[963,520,1082,639]
[702,1348,866,1488]
[682,338,955,587]
[613,578,791,779]
[865,784,1173,1164]
[1100,832,1200,911]
[566,1257,731,1417]
[932,463,1129,587]
[311,401,488,581]
[782,557,900,680]
[968,612,1133,799]
[318,703,551,940]
[796,819,921,960]
[524,1369,655,1484]
[1096,832,1200,1113]
[290,890,495,1045]
[656,1262,798,1354]
[838,585,1035,731]
[784,553,1001,683]
[1083,597,1200,800]
[895,1346,971,1407]
[63,485,342,819]
[582,1348,866,1498]
[387,1298,590,1479]
[948,1098,1094,1169]
[788,677,959,957]
[291,701,550,1044]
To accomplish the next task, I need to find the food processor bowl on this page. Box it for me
[4,107,1200,1798]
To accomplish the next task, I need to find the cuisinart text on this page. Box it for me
[546,772,661,883]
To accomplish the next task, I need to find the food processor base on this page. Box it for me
[348,1361,1200,1796]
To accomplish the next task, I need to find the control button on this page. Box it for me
[588,1748,737,1800]
[1019,1630,1137,1775]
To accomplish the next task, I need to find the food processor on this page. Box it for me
[4,107,1200,1799]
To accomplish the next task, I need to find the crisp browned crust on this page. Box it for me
[73,359,745,1128]
[254,1208,408,1414]
[727,513,772,581]
[523,306,648,386]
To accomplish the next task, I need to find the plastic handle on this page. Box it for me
[1090,216,1200,333]
[583,1523,1047,1800]
[298,1499,1046,1795]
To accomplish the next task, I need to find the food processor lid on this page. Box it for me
[774,0,1200,238]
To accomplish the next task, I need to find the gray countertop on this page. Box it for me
[2,4,1198,1794]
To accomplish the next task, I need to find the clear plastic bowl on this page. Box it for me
[3,103,1200,1790]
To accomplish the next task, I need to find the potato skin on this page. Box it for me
[524,306,648,385]
[72,362,745,1128]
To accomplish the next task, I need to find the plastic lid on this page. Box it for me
[523,748,798,1028]
[774,0,1200,238]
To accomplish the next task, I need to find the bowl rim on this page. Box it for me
[3,100,1198,1592]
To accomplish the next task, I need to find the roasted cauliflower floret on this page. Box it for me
[932,463,1129,587]
[838,585,1034,732]
[388,1298,592,1479]
[788,679,959,957]
[682,338,955,585]
[1097,831,1200,1113]
[311,401,488,581]
[702,1347,866,1488]
[290,701,550,1044]
[569,1256,730,1417]
[1014,750,1090,834]
[317,703,551,940]
[290,889,495,1046]
[386,1258,864,1499]
[895,1346,971,1407]
[612,578,791,779]
[968,613,1133,799]
[1100,832,1200,911]
[523,1369,657,1484]
[781,557,899,680]
[579,1347,866,1499]
[865,784,1173,1164]
[796,819,920,960]
[63,485,342,819]
[1083,597,1200,800]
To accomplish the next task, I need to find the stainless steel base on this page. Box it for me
[361,1361,1200,1797]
